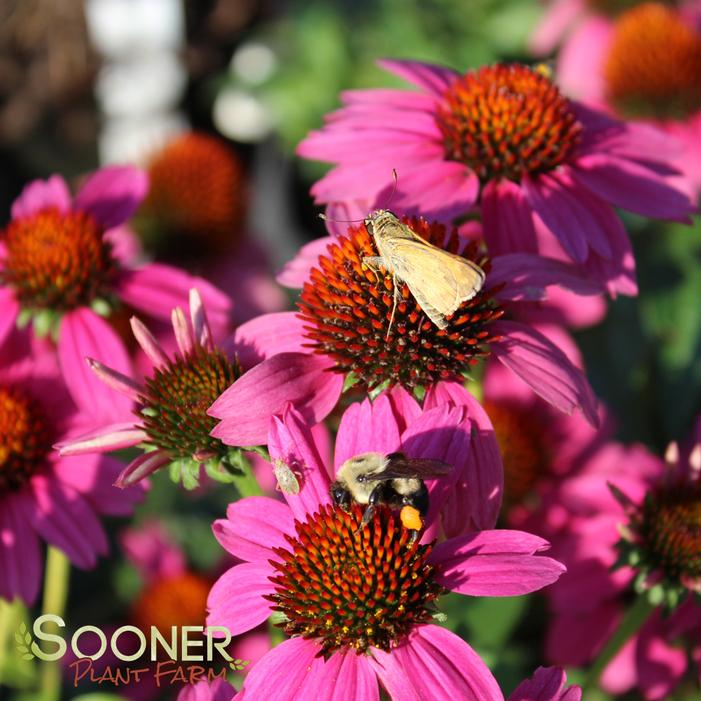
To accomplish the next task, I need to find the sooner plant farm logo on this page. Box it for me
[17,615,248,687]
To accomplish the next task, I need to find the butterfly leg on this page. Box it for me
[385,274,400,341]
[361,255,385,284]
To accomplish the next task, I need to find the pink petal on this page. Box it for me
[178,679,236,701]
[277,237,336,288]
[56,422,146,456]
[189,288,213,349]
[236,638,326,701]
[209,352,343,447]
[481,179,538,255]
[228,312,308,369]
[490,320,599,427]
[369,625,503,701]
[529,0,585,55]
[24,476,108,569]
[121,521,186,584]
[571,154,696,222]
[206,563,275,636]
[74,165,148,229]
[58,308,134,422]
[0,495,41,604]
[53,454,145,516]
[377,59,459,96]
[116,263,233,333]
[103,225,142,265]
[637,620,688,700]
[0,288,20,347]
[86,358,142,402]
[115,450,171,487]
[334,394,402,470]
[171,306,194,355]
[488,254,601,301]
[424,382,503,532]
[432,530,565,596]
[507,666,577,701]
[213,497,295,562]
[268,404,333,520]
[130,316,169,369]
[386,385,422,432]
[11,175,71,219]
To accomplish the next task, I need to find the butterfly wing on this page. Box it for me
[386,238,485,328]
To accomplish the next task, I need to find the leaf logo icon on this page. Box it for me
[229,658,250,671]
[15,622,35,660]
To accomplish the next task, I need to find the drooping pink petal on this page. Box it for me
[571,154,696,223]
[0,288,20,347]
[206,563,275,636]
[236,638,327,700]
[73,165,148,229]
[377,59,459,96]
[481,179,538,255]
[58,308,134,422]
[114,450,171,488]
[209,352,343,447]
[55,422,146,456]
[0,495,41,604]
[369,625,503,701]
[213,497,295,562]
[268,404,333,520]
[431,530,565,596]
[334,394,402,470]
[11,175,71,219]
[490,320,599,426]
[227,312,309,369]
[424,382,503,532]
[23,477,108,569]
[116,263,233,333]
[130,316,169,369]
[508,666,581,701]
[277,237,336,288]
[86,358,142,402]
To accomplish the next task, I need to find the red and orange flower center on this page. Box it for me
[0,385,50,493]
[604,3,701,119]
[266,504,442,656]
[0,208,115,311]
[140,132,246,255]
[138,347,241,459]
[638,482,701,581]
[132,571,211,636]
[298,217,503,391]
[436,63,582,183]
[483,400,551,511]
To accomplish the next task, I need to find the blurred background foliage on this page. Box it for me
[0,1,699,700]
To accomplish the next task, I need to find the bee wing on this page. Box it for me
[364,453,451,481]
[387,240,485,328]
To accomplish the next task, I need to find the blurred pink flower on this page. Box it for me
[536,1,701,195]
[206,397,564,700]
[508,666,581,701]
[0,329,144,604]
[542,426,701,699]
[56,289,242,489]
[177,678,236,701]
[297,59,695,295]
[0,167,233,423]
[210,217,599,448]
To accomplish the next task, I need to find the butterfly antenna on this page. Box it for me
[318,212,365,224]
[385,276,399,341]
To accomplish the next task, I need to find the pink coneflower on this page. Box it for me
[297,59,695,294]
[543,425,701,699]
[206,396,565,699]
[209,215,599,449]
[56,289,243,489]
[0,166,233,422]
[0,328,144,604]
[509,666,581,701]
[537,2,701,194]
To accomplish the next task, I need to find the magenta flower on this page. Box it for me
[0,167,233,423]
[542,426,701,699]
[0,329,144,604]
[177,679,236,701]
[56,289,243,489]
[297,59,696,295]
[508,667,581,701]
[206,396,565,700]
[209,216,599,449]
[536,2,701,195]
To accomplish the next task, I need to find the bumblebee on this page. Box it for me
[330,451,451,538]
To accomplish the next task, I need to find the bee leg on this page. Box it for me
[331,484,352,511]
[408,529,420,545]
[356,484,386,533]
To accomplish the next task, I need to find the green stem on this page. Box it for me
[583,595,656,690]
[0,598,12,685]
[227,451,263,498]
[40,547,70,701]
